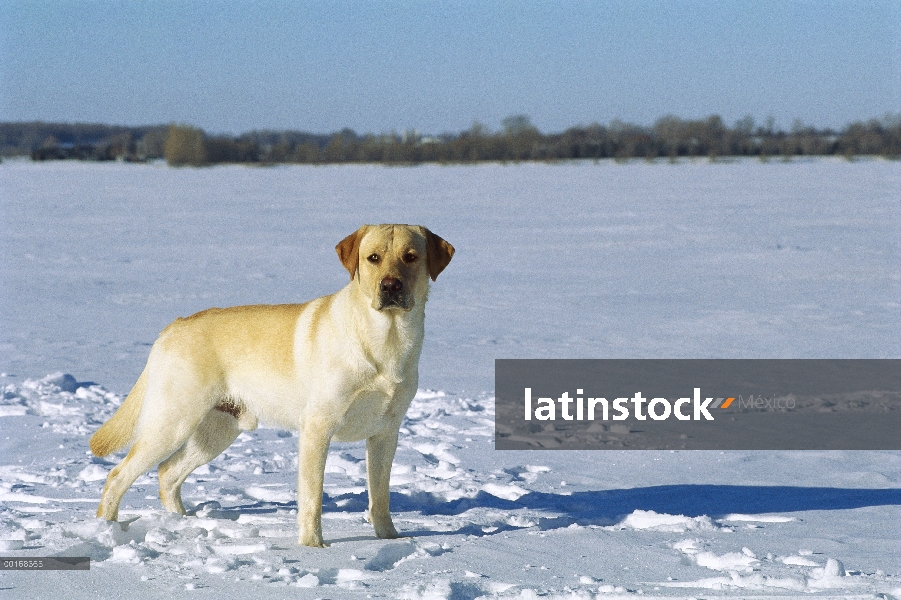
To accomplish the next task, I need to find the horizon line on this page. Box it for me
[4,112,901,138]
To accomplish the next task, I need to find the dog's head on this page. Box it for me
[335,224,454,312]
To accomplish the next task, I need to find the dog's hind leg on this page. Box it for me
[157,409,241,514]
[97,394,210,521]
[97,432,195,522]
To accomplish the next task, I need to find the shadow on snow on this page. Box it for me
[208,484,900,537]
[389,484,901,521]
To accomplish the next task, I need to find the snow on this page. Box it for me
[614,510,717,532]
[1,158,899,598]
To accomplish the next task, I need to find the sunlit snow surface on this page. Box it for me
[1,159,899,598]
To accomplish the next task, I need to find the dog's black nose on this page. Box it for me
[380,277,403,294]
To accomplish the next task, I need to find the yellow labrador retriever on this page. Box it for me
[90,224,453,547]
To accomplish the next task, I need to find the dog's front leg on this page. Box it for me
[366,425,400,539]
[297,418,332,547]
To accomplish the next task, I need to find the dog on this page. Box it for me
[89,224,454,547]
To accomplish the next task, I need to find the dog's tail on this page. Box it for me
[90,369,147,457]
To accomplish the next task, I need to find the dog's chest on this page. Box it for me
[332,375,411,442]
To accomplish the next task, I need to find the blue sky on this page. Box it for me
[1,1,898,135]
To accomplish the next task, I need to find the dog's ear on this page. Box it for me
[424,228,454,281]
[336,226,365,280]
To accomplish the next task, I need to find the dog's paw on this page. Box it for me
[96,505,118,521]
[298,534,328,548]
[373,520,399,539]
[298,525,327,547]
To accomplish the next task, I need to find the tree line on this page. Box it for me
[2,114,899,166]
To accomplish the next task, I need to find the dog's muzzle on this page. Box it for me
[376,276,413,310]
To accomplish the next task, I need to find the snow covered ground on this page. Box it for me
[1,158,899,598]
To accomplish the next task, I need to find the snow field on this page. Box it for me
[1,373,899,598]
[1,159,899,598]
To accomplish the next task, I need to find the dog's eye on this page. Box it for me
[367,254,380,263]
[403,252,417,263]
